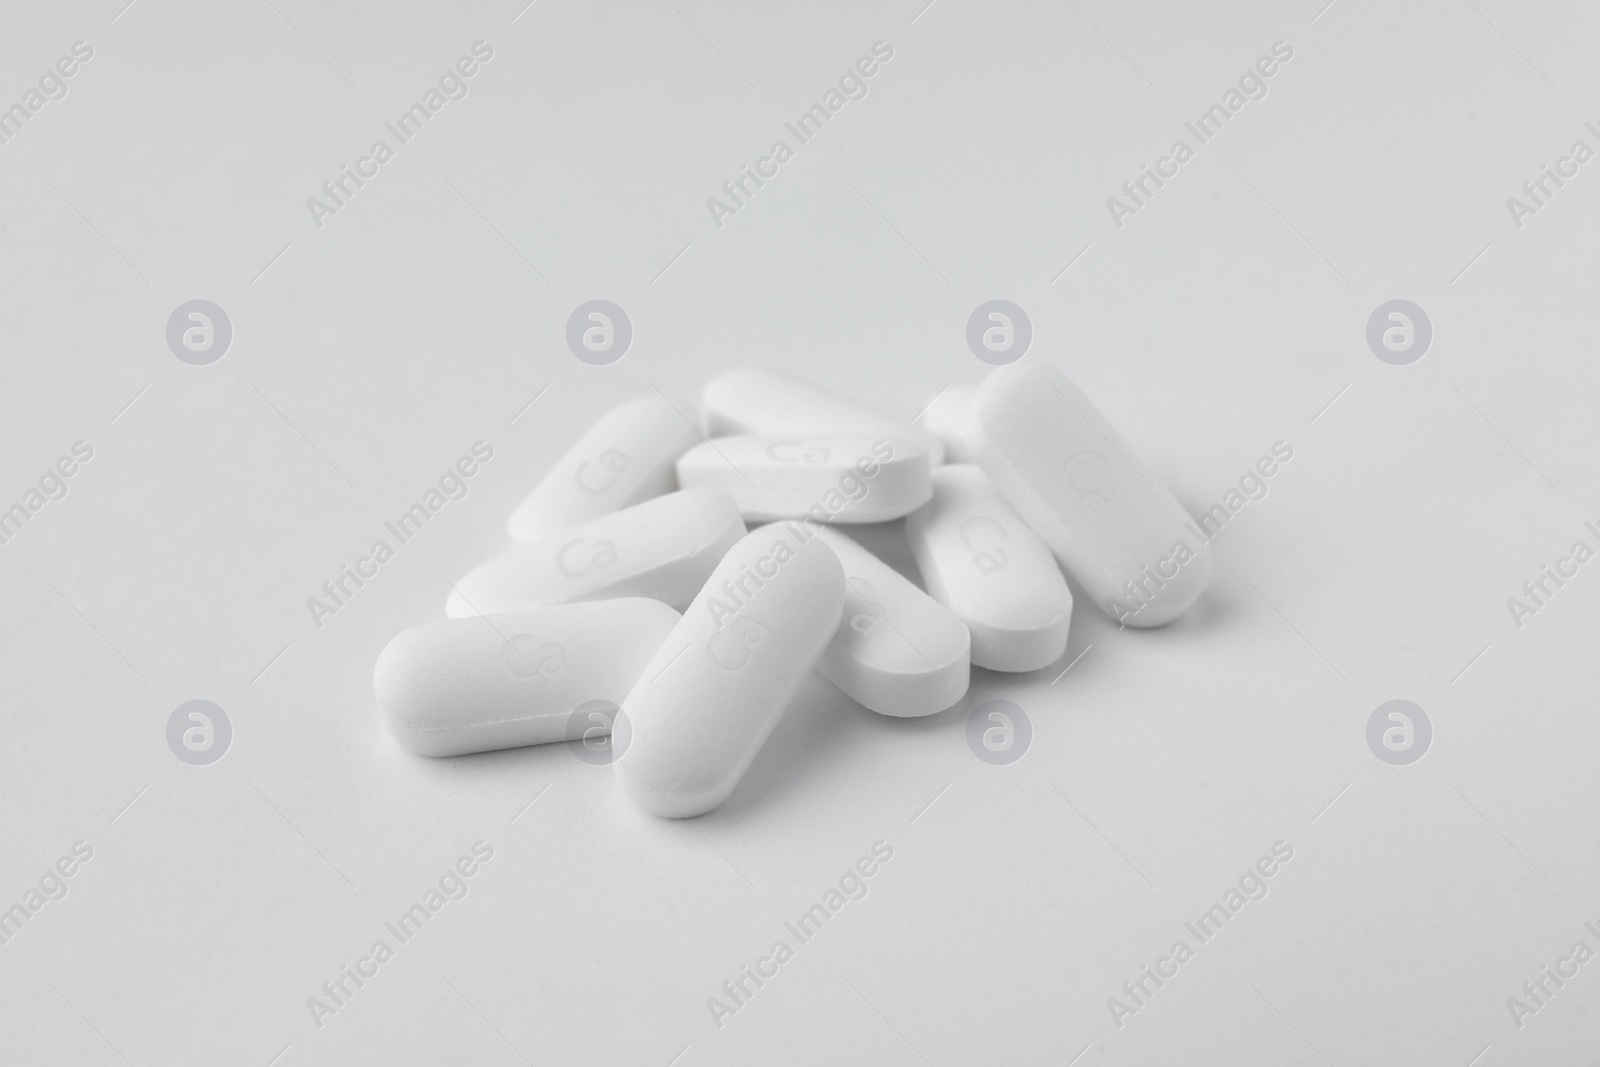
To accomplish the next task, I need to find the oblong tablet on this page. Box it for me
[507,395,703,544]
[967,364,1210,627]
[375,599,680,756]
[802,524,969,717]
[918,384,976,465]
[905,466,1072,672]
[702,368,944,465]
[616,524,845,818]
[448,489,745,617]
[675,435,931,524]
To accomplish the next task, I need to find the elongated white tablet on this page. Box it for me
[702,368,944,465]
[800,524,969,717]
[918,385,976,464]
[967,364,1210,627]
[507,395,703,544]
[675,435,931,524]
[447,489,744,617]
[375,599,680,757]
[616,524,845,818]
[905,466,1072,672]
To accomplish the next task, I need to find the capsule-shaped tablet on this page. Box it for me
[801,524,970,717]
[374,599,680,757]
[702,368,944,465]
[675,435,931,524]
[917,384,977,465]
[905,465,1072,672]
[447,489,745,617]
[967,364,1210,627]
[615,524,845,818]
[507,395,703,544]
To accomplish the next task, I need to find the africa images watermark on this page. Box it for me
[1505,119,1600,230]
[1503,517,1600,630]
[0,40,94,148]
[705,41,895,230]
[1503,915,1600,1031]
[0,440,94,549]
[1105,40,1295,229]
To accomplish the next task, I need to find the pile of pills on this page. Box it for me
[373,364,1211,817]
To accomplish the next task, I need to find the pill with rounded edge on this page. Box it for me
[447,489,745,617]
[967,364,1210,627]
[801,523,970,718]
[702,368,944,465]
[375,599,681,757]
[905,465,1073,672]
[507,395,702,544]
[616,523,845,818]
[675,435,931,524]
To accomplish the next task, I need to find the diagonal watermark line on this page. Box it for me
[1310,783,1350,824]
[1051,643,1094,685]
[111,782,151,824]
[1050,780,1157,889]
[43,177,148,283]
[1450,383,1555,488]
[511,0,539,22]
[650,785,758,889]
[1242,176,1348,283]
[510,783,552,823]
[1242,575,1349,683]
[652,243,692,285]
[1451,243,1492,285]
[909,383,952,426]
[1064,0,1156,88]
[648,382,758,487]
[41,576,148,683]
[111,0,140,22]
[844,977,935,1065]
[510,383,552,423]
[111,383,152,424]
[910,0,939,23]
[1465,0,1557,89]
[251,243,292,285]
[262,0,357,88]
[1451,643,1491,685]
[252,781,362,891]
[663,1043,693,1067]
[251,643,293,685]
[43,977,134,1065]
[649,643,692,685]
[662,0,756,88]
[910,782,951,823]
[1451,782,1557,889]
[1464,1042,1492,1067]
[1051,243,1093,284]
[1310,0,1338,23]
[443,177,549,282]
[1243,977,1335,1066]
[444,977,536,1066]
[843,176,950,284]
[264,1044,293,1067]
[1066,1043,1094,1067]
[1309,382,1351,424]
[445,579,555,684]
[250,382,359,489]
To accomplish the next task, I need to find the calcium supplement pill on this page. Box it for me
[507,395,703,544]
[917,385,976,464]
[674,435,931,524]
[967,364,1210,627]
[905,465,1073,672]
[375,599,679,757]
[801,524,970,717]
[615,524,845,818]
[702,368,945,465]
[447,489,745,617]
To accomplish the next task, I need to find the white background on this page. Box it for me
[2,0,1598,1063]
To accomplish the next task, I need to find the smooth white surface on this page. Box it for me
[917,384,977,464]
[505,394,702,544]
[446,488,745,616]
[675,434,931,523]
[969,363,1213,627]
[616,524,845,818]
[906,465,1074,671]
[374,599,680,756]
[805,524,970,717]
[702,367,946,465]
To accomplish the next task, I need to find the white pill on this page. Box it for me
[675,434,931,524]
[917,384,977,464]
[702,368,944,465]
[447,489,745,618]
[375,599,680,757]
[800,524,970,718]
[967,364,1210,627]
[616,523,845,818]
[507,395,702,544]
[905,465,1073,672]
